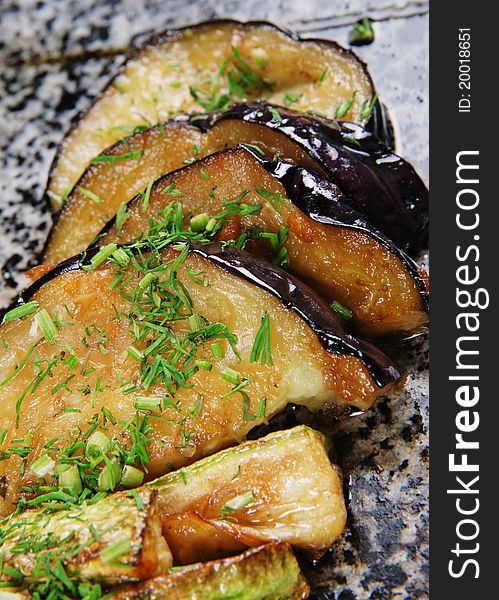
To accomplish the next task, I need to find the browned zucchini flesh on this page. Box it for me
[149,425,346,563]
[112,543,309,600]
[0,488,171,585]
[48,20,376,206]
[93,147,427,338]
[0,426,341,595]
[0,242,396,516]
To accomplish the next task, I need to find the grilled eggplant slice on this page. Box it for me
[150,425,346,563]
[0,242,396,516]
[44,103,426,263]
[112,543,309,600]
[211,103,428,249]
[48,19,377,206]
[0,488,171,585]
[94,147,427,338]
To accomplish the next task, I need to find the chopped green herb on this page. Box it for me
[331,300,353,321]
[250,312,273,366]
[335,92,357,119]
[221,491,254,517]
[90,149,143,164]
[359,93,379,121]
[283,92,302,107]
[2,301,39,323]
[349,17,375,46]
[77,186,104,205]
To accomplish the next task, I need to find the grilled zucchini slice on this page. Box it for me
[0,488,171,585]
[47,20,377,206]
[112,543,309,600]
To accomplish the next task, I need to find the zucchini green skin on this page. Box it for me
[0,489,171,585]
[111,543,309,600]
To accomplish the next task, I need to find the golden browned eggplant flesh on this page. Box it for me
[48,20,375,205]
[92,147,427,338]
[0,241,396,516]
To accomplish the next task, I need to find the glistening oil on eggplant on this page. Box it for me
[242,146,429,312]
[192,102,428,251]
[1,242,399,390]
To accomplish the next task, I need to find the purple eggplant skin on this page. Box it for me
[190,102,427,251]
[249,148,428,310]
[1,242,399,390]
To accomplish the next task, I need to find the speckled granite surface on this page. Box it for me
[0,1,429,598]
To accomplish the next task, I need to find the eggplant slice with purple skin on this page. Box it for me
[0,240,398,516]
[47,19,382,207]
[44,102,426,263]
[90,146,428,339]
[205,102,428,250]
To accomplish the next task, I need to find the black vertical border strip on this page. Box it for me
[430,1,494,596]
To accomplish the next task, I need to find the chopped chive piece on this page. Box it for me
[127,487,145,509]
[221,366,241,385]
[190,212,210,232]
[2,301,39,323]
[100,539,130,564]
[98,458,121,491]
[268,106,283,123]
[85,431,111,463]
[221,491,254,516]
[250,312,273,366]
[331,300,353,321]
[30,453,55,478]
[359,93,379,121]
[319,66,329,82]
[257,397,267,418]
[115,201,130,236]
[36,309,57,343]
[179,468,187,485]
[349,17,375,46]
[205,217,218,232]
[242,143,265,156]
[112,248,130,266]
[127,346,144,361]
[188,314,203,331]
[58,464,83,494]
[65,355,80,370]
[210,342,225,359]
[0,428,6,444]
[140,177,155,214]
[139,272,156,290]
[194,359,212,371]
[283,92,302,106]
[335,92,357,119]
[134,396,162,411]
[84,243,118,270]
[77,186,104,205]
[121,465,144,488]
[90,149,143,165]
